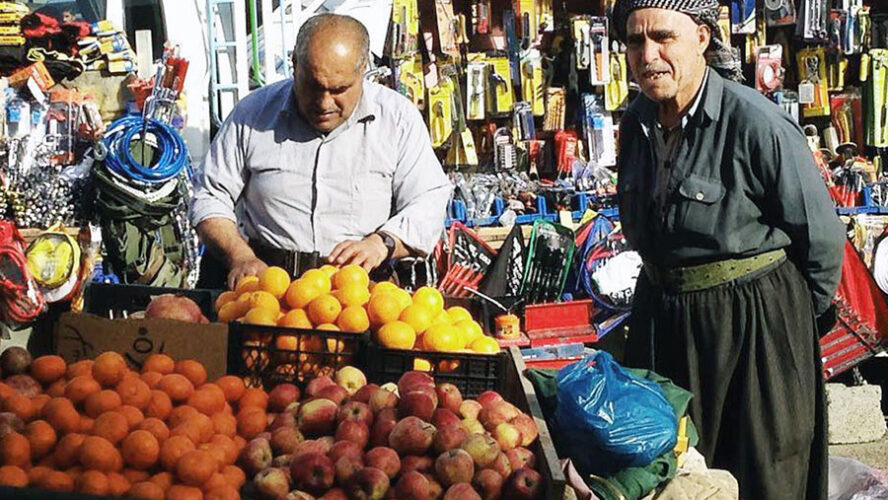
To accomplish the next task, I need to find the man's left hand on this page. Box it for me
[328,234,388,271]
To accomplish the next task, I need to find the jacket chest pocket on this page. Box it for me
[676,175,726,236]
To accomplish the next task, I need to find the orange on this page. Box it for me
[142,354,175,375]
[31,394,50,416]
[278,309,312,329]
[214,376,245,403]
[0,384,13,401]
[455,319,484,346]
[470,336,501,354]
[79,435,121,472]
[319,264,339,276]
[367,292,404,327]
[209,435,238,465]
[423,323,462,352]
[93,411,130,445]
[376,321,416,349]
[370,280,398,295]
[42,397,80,434]
[175,360,208,388]
[412,286,444,313]
[431,310,453,326]
[158,374,195,403]
[242,307,277,326]
[214,291,237,311]
[332,264,370,289]
[168,406,199,428]
[122,430,160,470]
[79,415,95,433]
[150,471,174,491]
[234,275,260,294]
[197,443,226,471]
[201,472,227,492]
[2,393,34,422]
[216,300,249,322]
[284,280,322,310]
[137,418,170,443]
[52,432,85,468]
[166,485,204,500]
[205,485,240,500]
[66,359,94,380]
[76,470,109,495]
[0,432,30,469]
[118,405,145,429]
[316,323,340,331]
[306,294,342,325]
[107,471,132,497]
[0,465,27,487]
[84,389,122,418]
[46,379,67,397]
[64,375,101,405]
[129,481,165,499]
[258,266,290,299]
[141,371,164,389]
[235,407,266,440]
[36,470,74,492]
[27,465,51,484]
[389,288,413,310]
[145,390,173,420]
[187,386,225,416]
[245,291,280,315]
[336,305,370,332]
[117,377,152,411]
[413,358,432,371]
[446,306,473,323]
[24,419,57,459]
[92,352,128,387]
[220,465,245,489]
[301,268,332,294]
[399,304,434,334]
[175,450,216,486]
[160,435,196,471]
[238,388,268,410]
[211,413,237,438]
[30,355,67,385]
[333,284,371,307]
[123,468,151,485]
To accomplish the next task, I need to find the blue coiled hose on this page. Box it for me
[102,115,188,184]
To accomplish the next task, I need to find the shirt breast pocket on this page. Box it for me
[355,161,395,229]
[676,174,726,236]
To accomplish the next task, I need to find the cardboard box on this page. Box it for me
[55,312,229,379]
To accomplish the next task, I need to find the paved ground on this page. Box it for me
[830,429,888,470]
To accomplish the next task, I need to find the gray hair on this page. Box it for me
[294,13,370,74]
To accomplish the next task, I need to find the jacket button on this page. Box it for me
[695,192,705,201]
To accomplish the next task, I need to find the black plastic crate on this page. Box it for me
[364,343,508,398]
[227,322,369,389]
[82,283,220,321]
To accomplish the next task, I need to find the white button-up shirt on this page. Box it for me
[190,79,452,256]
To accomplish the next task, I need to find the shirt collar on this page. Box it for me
[635,67,718,134]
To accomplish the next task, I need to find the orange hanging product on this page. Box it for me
[494,313,521,339]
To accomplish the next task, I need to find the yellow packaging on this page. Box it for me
[487,57,513,116]
[398,55,425,109]
[520,52,544,116]
[605,53,629,111]
[428,79,454,148]
[796,47,830,118]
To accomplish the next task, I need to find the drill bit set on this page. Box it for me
[519,219,576,304]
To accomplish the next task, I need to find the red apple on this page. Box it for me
[254,467,291,499]
[352,383,380,404]
[370,416,397,448]
[432,424,468,455]
[328,440,363,463]
[334,454,364,485]
[479,402,520,432]
[239,437,272,476]
[488,452,512,480]
[316,384,349,406]
[335,420,369,449]
[388,416,436,456]
[317,436,335,453]
[460,434,500,468]
[431,408,461,430]
[476,391,503,409]
[298,398,339,436]
[338,401,374,428]
[292,439,328,459]
[510,414,538,447]
[506,447,536,471]
[398,389,437,422]
[345,466,390,500]
[306,375,336,398]
[458,400,482,420]
[473,468,504,500]
[461,418,485,436]
[269,410,297,431]
[271,426,305,455]
[397,371,435,395]
[434,448,475,487]
[394,470,431,500]
[435,383,463,413]
[364,446,401,479]
[268,383,301,412]
[505,467,542,500]
[319,487,348,500]
[443,483,481,500]
[401,455,434,475]
[290,452,334,494]
[493,423,521,451]
[369,388,399,414]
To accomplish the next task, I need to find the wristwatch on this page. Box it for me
[376,232,396,260]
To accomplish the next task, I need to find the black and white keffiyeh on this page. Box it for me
[612,0,743,82]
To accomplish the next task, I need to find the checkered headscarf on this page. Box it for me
[612,0,743,82]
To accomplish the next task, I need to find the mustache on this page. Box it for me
[640,63,670,74]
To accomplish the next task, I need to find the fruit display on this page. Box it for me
[0,349,256,499]
[144,295,210,324]
[240,366,542,500]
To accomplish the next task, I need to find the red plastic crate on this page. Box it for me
[524,299,598,347]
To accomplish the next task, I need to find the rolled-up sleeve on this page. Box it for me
[378,105,452,255]
[189,112,248,227]
[762,117,845,314]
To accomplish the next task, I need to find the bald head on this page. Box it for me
[294,13,369,75]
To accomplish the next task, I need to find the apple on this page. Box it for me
[334,420,369,449]
[432,424,468,455]
[510,414,538,447]
[268,383,301,413]
[379,382,399,394]
[488,452,512,480]
[473,468,504,500]
[506,448,536,471]
[352,383,380,404]
[458,400,482,421]
[476,391,503,409]
[298,398,339,436]
[430,408,461,430]
[317,436,335,453]
[400,455,434,475]
[290,452,334,493]
[281,491,316,500]
[271,454,293,467]
[398,389,437,421]
[292,440,328,459]
[434,448,475,487]
[364,446,400,479]
[345,467,390,500]
[493,423,521,451]
[270,411,297,431]
[397,371,435,396]
[319,487,348,500]
[285,401,302,415]
[334,455,364,485]
[435,383,463,413]
[271,426,305,455]
[240,437,273,476]
[394,470,430,500]
[460,418,485,436]
[337,401,374,428]
[254,467,291,499]
[505,467,542,500]
[368,388,399,414]
[479,402,520,432]
[335,366,367,396]
[305,375,336,397]
[327,440,363,463]
[316,385,349,406]
[370,416,397,448]
[424,474,444,500]
[443,483,481,500]
[388,416,436,456]
[460,434,500,468]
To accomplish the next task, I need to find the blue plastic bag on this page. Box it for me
[553,350,677,476]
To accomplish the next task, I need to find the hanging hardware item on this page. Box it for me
[395,55,425,110]
[588,17,609,86]
[572,16,590,70]
[25,224,81,303]
[605,48,628,111]
[764,0,796,27]
[0,220,45,324]
[583,94,616,168]
[731,0,755,34]
[871,50,888,149]
[520,50,544,116]
[428,79,454,148]
[515,0,536,50]
[799,0,828,43]
[756,45,785,94]
[796,47,830,118]
[471,0,490,35]
[466,60,486,121]
[493,127,517,171]
[389,0,419,59]
[543,87,566,132]
[486,57,514,116]
[102,115,188,185]
[514,101,535,142]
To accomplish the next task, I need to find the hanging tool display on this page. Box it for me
[797,46,830,118]
[871,49,888,149]
[519,220,576,304]
[731,0,755,34]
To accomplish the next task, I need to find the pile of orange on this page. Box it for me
[0,352,263,500]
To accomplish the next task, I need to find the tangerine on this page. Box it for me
[142,354,176,375]
[238,388,268,410]
[316,323,339,331]
[245,291,280,316]
[220,465,245,489]
[423,323,462,352]
[65,360,93,379]
[213,291,237,311]
[117,376,152,410]
[307,294,342,325]
[149,471,174,491]
[159,435,195,471]
[157,374,195,403]
[210,413,236,438]
[123,468,151,484]
[166,484,204,500]
[137,418,170,443]
[107,471,131,497]
[284,280,322,310]
[168,406,199,428]
[333,284,371,307]
[188,387,225,416]
[174,360,208,388]
[129,481,165,499]
[234,275,260,294]
[241,307,277,326]
[216,301,249,322]
[277,309,312,329]
[84,389,122,418]
[42,397,80,434]
[92,352,128,387]
[36,470,74,492]
[26,465,51,484]
[412,286,444,312]
[142,371,164,389]
[145,390,173,420]
[30,355,67,385]
[336,305,370,332]
[367,292,404,327]
[92,411,129,445]
[258,266,291,299]
[2,393,34,422]
[122,430,160,470]
[24,419,56,458]
[0,433,29,468]
[235,407,266,439]
[118,405,145,429]
[370,280,399,295]
[332,264,369,289]
[175,450,216,486]
[76,470,109,495]
[376,321,416,349]
[0,465,27,487]
[470,336,501,354]
[399,304,434,334]
[209,435,238,465]
[64,375,101,405]
[319,264,339,277]
[214,376,245,403]
[388,288,413,309]
[301,268,332,294]
[52,432,85,468]
[79,435,120,472]
[205,485,240,500]
[30,394,50,415]
[46,379,66,397]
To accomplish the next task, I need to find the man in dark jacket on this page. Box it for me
[612,1,845,498]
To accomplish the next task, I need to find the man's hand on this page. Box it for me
[227,256,267,290]
[328,234,388,271]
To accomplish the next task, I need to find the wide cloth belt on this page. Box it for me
[644,248,787,293]
[249,241,320,278]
